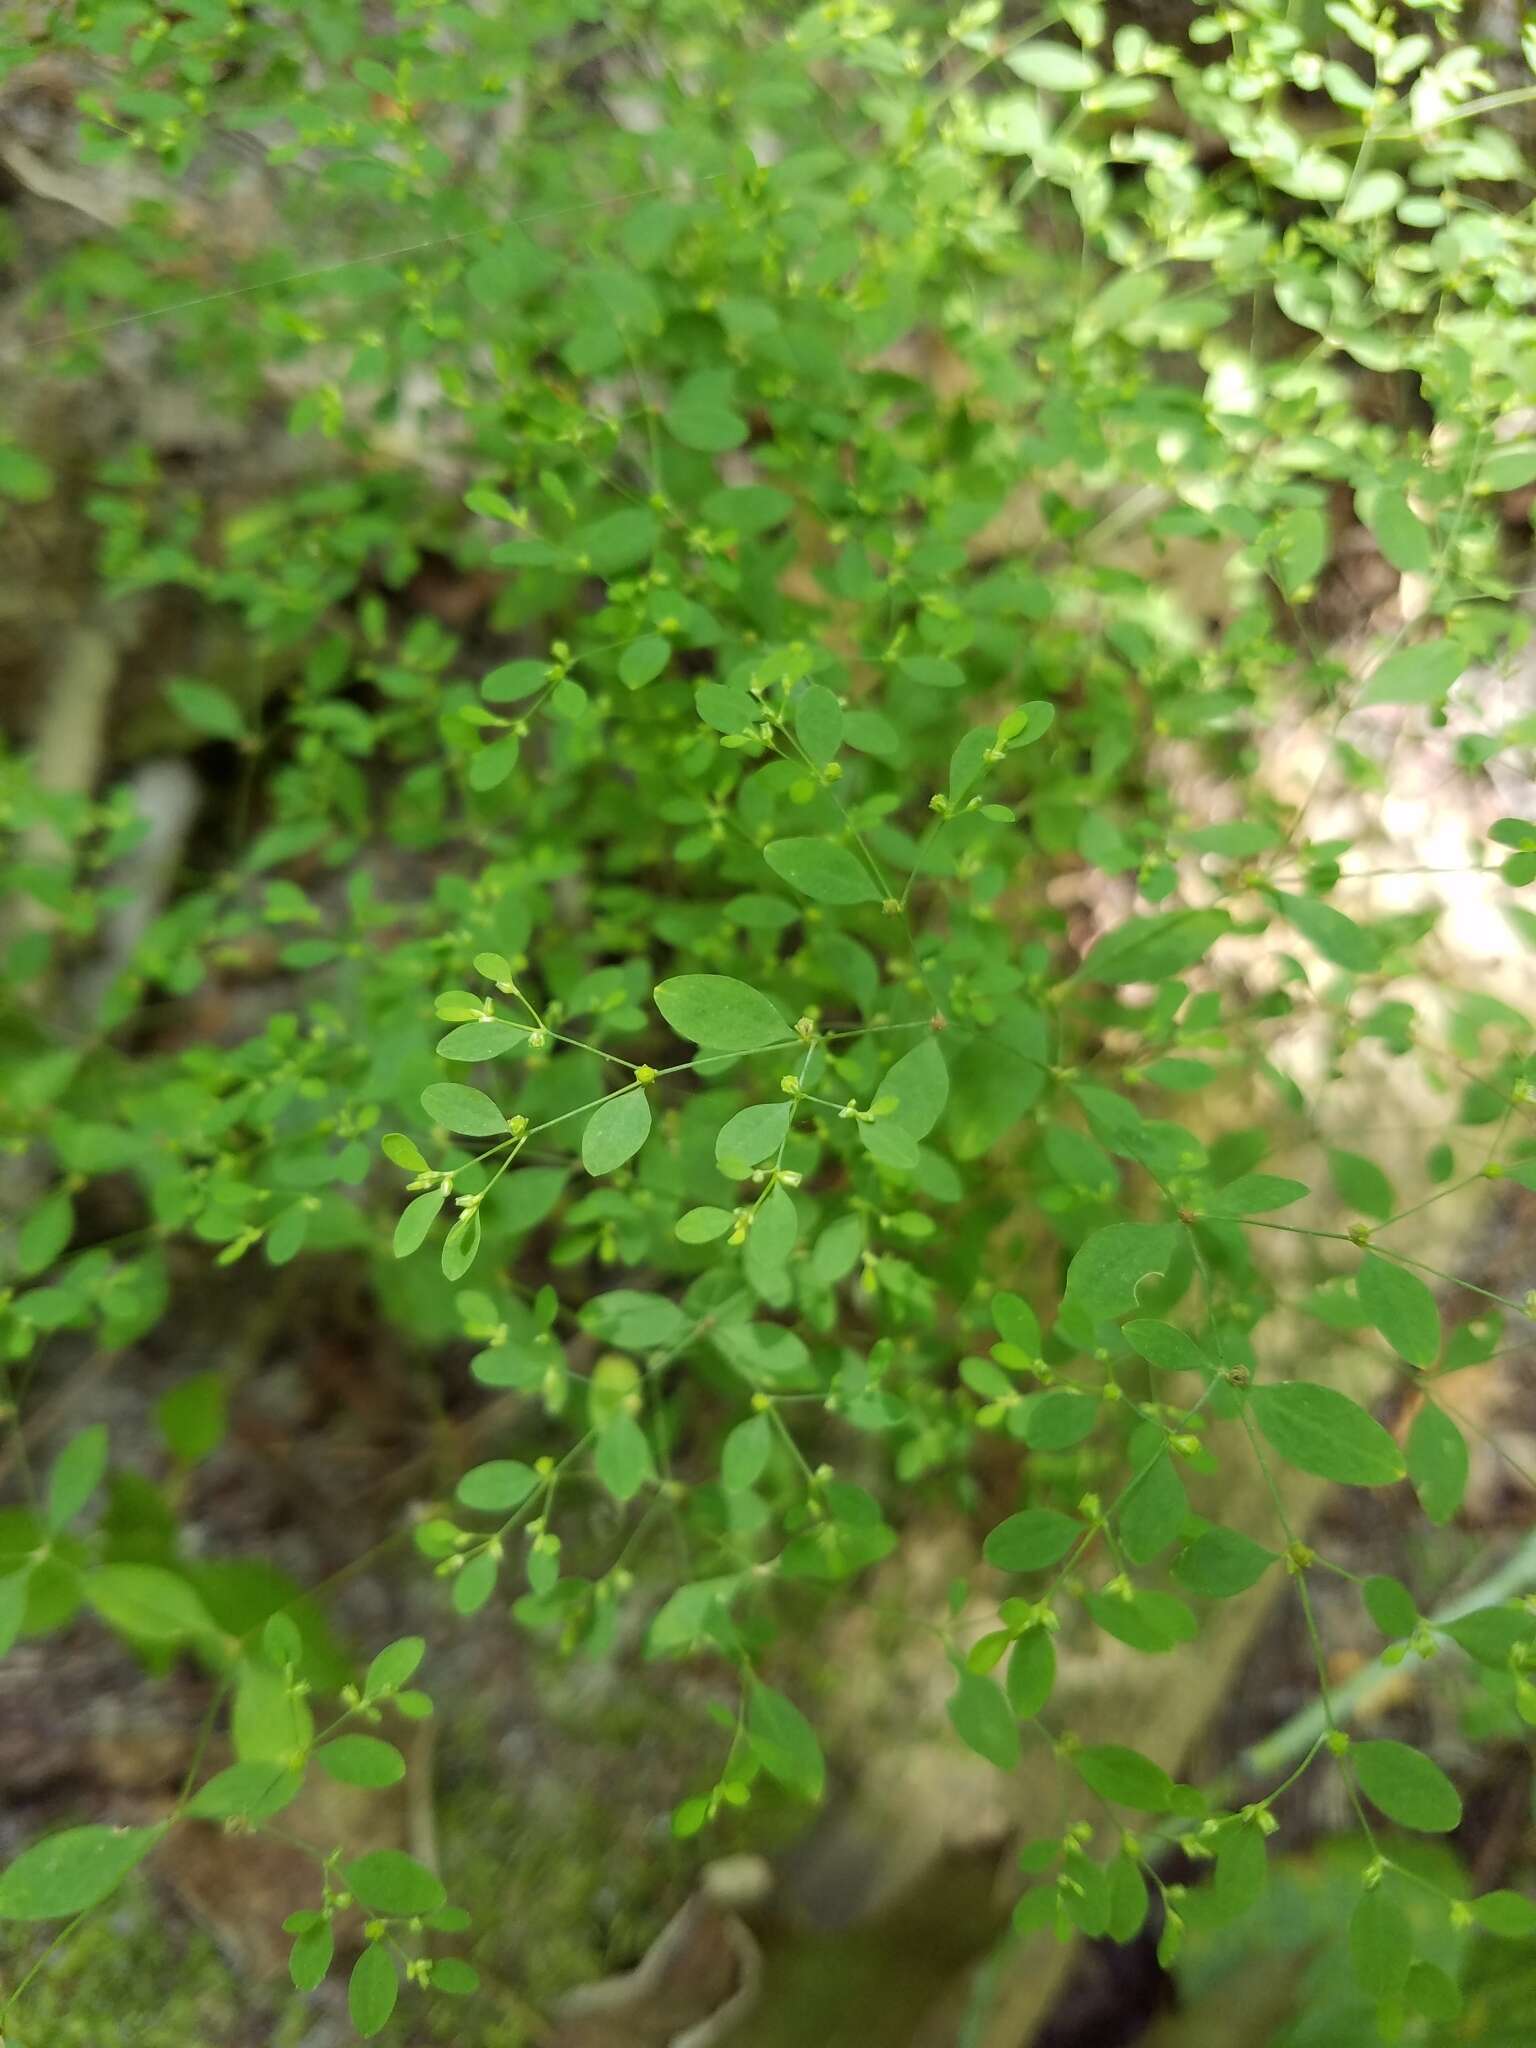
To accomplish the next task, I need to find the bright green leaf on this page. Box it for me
[1364,1574,1417,1638]
[858,1119,920,1172]
[155,1372,227,1465]
[431,1957,480,1994]
[1022,1389,1099,1448]
[1173,1527,1277,1599]
[747,1683,825,1800]
[290,1919,334,1992]
[655,975,790,1051]
[715,1102,793,1171]
[1350,1885,1413,1997]
[469,736,519,790]
[1250,1382,1404,1486]
[1360,484,1433,575]
[1359,639,1465,707]
[349,1944,398,2038]
[763,838,883,905]
[44,1426,108,1532]
[618,635,669,689]
[456,1460,537,1511]
[722,1414,772,1492]
[0,1825,163,1921]
[481,659,547,701]
[344,1849,447,1917]
[421,1082,508,1137]
[86,1565,217,1643]
[1352,1738,1462,1832]
[948,1666,1021,1770]
[394,1187,445,1257]
[436,1020,531,1060]
[1407,1403,1467,1525]
[1358,1253,1440,1367]
[678,1205,734,1242]
[1119,1451,1187,1565]
[365,1638,426,1698]
[665,399,747,451]
[794,683,842,765]
[1006,1629,1056,1718]
[1473,1890,1536,1938]
[1202,1174,1307,1215]
[594,1412,655,1502]
[316,1736,406,1787]
[877,1036,948,1140]
[582,1088,652,1175]
[1006,41,1100,90]
[1123,1320,1210,1374]
[1274,892,1381,970]
[166,678,247,743]
[1328,1148,1394,1220]
[984,1509,1081,1572]
[1079,911,1230,984]
[187,1762,302,1822]
[1065,1223,1179,1317]
[1339,170,1404,224]
[1073,1745,1175,1812]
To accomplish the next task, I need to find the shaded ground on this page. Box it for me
[5,1194,1535,2046]
[0,1265,749,2046]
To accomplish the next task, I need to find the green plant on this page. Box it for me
[4,0,1536,2039]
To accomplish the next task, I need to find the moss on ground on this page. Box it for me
[426,1703,698,2037]
[0,1634,808,2046]
[0,1702,721,2045]
[0,1874,311,2048]
[0,1791,649,2048]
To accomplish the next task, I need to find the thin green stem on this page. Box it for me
[1238,1408,1380,1854]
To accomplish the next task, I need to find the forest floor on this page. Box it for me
[2,1176,1534,2045]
